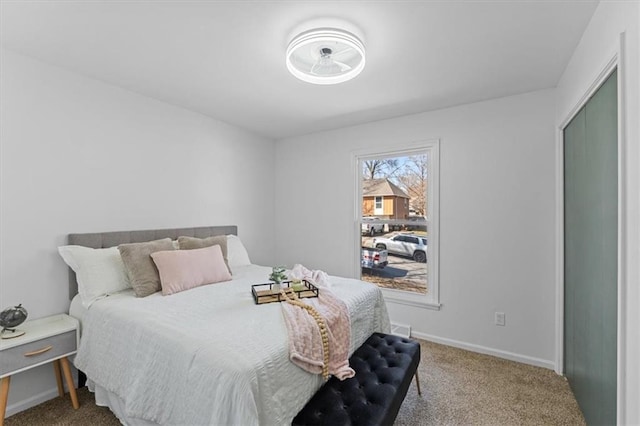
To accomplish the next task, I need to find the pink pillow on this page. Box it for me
[151,244,232,295]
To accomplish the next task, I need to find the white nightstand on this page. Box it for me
[0,314,80,425]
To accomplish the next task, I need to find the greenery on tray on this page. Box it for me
[268,266,288,284]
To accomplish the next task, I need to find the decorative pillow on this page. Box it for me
[58,245,130,308]
[177,235,230,273]
[118,238,175,297]
[227,235,251,269]
[151,244,232,295]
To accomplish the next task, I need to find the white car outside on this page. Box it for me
[361,217,384,236]
[372,234,427,263]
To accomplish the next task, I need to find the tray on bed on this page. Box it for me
[251,280,319,304]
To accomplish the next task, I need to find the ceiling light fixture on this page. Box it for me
[286,28,365,85]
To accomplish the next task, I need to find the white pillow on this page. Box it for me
[58,245,130,308]
[226,235,251,269]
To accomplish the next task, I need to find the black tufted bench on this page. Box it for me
[292,332,421,426]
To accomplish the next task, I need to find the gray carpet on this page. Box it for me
[5,340,585,425]
[395,340,585,425]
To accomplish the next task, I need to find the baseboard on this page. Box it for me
[5,387,60,418]
[411,330,556,371]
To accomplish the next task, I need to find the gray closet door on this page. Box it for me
[564,69,617,425]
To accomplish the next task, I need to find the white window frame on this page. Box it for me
[352,140,440,309]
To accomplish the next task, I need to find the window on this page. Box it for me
[354,141,440,308]
[374,196,383,215]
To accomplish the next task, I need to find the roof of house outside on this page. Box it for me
[363,178,410,198]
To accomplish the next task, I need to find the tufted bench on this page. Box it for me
[292,332,421,426]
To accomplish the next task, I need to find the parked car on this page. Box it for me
[361,246,388,269]
[361,217,384,236]
[373,234,427,263]
[404,215,427,231]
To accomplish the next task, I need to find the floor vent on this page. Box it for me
[390,322,411,338]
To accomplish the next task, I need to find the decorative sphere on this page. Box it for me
[0,304,28,329]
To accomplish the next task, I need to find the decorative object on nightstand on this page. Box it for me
[0,314,80,425]
[0,305,28,339]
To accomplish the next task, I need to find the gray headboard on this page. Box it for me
[67,225,237,299]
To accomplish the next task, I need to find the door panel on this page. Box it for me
[564,70,617,425]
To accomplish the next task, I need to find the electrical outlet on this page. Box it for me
[495,312,506,326]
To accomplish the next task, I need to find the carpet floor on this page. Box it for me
[5,340,585,425]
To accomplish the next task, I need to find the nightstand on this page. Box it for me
[0,314,79,425]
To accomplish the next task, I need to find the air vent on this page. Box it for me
[390,322,411,338]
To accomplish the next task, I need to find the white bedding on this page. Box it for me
[73,264,390,425]
[69,294,87,334]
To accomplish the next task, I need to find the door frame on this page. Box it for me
[554,33,628,422]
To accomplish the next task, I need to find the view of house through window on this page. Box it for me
[360,152,430,295]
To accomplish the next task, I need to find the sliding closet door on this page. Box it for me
[564,70,617,425]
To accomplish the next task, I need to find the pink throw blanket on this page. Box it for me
[281,264,354,380]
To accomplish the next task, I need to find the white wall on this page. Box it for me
[555,2,640,424]
[275,89,557,368]
[0,49,275,414]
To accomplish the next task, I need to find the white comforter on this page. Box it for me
[74,265,390,425]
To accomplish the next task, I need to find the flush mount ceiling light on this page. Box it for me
[286,28,365,85]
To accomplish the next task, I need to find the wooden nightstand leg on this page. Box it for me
[0,376,10,426]
[59,357,79,409]
[53,360,64,397]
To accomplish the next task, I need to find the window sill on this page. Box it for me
[381,288,441,310]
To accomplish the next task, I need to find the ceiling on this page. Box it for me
[0,0,598,140]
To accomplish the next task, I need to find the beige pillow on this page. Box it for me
[177,235,231,273]
[118,238,175,297]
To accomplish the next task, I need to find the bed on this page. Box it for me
[64,225,390,425]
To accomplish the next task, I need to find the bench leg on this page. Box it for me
[415,370,422,396]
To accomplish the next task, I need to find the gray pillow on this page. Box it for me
[177,235,231,274]
[118,238,175,297]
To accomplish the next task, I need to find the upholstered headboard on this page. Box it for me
[67,225,238,299]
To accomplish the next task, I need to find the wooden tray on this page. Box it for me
[251,280,319,305]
